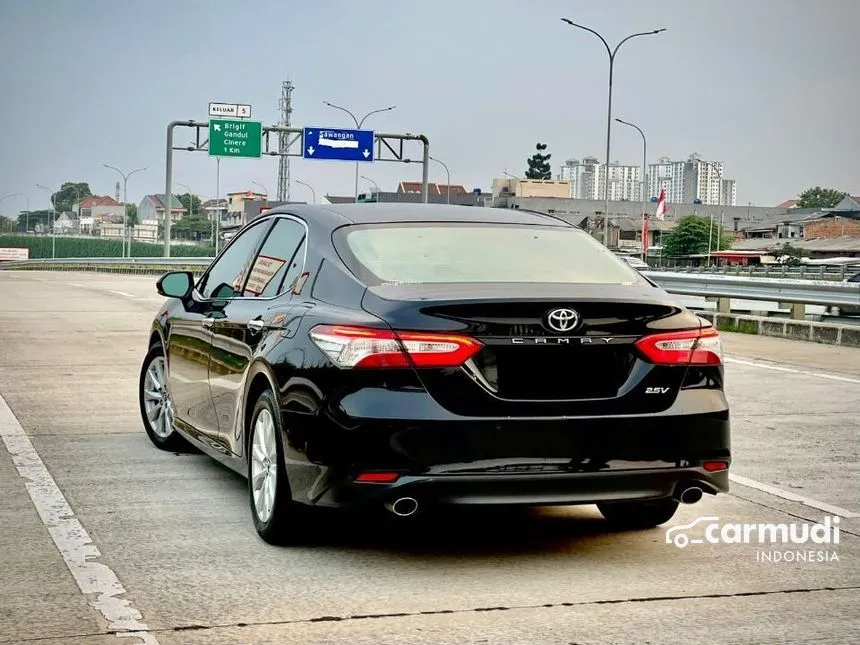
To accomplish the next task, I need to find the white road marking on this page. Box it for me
[725,356,860,385]
[730,473,860,518]
[0,393,161,644]
[109,289,136,298]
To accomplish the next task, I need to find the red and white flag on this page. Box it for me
[654,189,668,220]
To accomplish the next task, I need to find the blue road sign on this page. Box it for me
[303,126,375,163]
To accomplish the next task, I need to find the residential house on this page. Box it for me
[740,196,860,241]
[138,194,187,226]
[325,182,486,206]
[53,212,79,234]
[199,198,228,221]
[76,195,124,234]
[220,199,301,240]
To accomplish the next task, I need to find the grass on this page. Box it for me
[0,235,214,259]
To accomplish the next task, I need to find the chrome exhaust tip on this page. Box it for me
[677,486,703,505]
[385,497,419,517]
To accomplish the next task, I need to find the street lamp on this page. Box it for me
[251,181,269,205]
[696,159,725,264]
[35,184,58,258]
[294,180,316,204]
[322,101,396,203]
[176,182,195,216]
[561,19,665,246]
[615,118,648,259]
[359,175,380,202]
[430,156,451,204]
[104,164,148,257]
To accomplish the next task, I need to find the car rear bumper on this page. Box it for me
[312,465,730,509]
[281,386,731,509]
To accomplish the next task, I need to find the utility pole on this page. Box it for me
[276,80,294,201]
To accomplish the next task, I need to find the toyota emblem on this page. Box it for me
[545,308,580,333]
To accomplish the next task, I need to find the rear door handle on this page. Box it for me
[202,317,215,329]
[247,318,265,331]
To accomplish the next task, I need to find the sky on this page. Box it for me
[1,0,858,215]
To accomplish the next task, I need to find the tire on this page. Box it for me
[247,388,313,546]
[139,341,189,452]
[597,498,679,530]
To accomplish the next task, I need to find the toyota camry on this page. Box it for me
[139,203,731,545]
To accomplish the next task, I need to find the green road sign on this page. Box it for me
[208,118,262,158]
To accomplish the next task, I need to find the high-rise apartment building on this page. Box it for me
[559,157,642,201]
[646,154,737,206]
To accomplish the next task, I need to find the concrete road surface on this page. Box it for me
[1,271,858,645]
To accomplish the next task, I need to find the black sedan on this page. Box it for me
[139,204,730,545]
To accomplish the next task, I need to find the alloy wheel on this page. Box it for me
[142,355,175,438]
[250,408,278,523]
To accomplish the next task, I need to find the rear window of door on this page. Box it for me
[241,217,307,297]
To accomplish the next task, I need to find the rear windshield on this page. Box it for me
[334,222,645,286]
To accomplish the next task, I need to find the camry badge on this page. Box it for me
[545,308,580,333]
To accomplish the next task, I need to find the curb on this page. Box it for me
[699,312,860,348]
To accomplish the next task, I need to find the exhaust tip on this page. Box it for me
[386,497,419,517]
[678,486,703,504]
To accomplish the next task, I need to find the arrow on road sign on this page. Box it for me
[307,146,315,155]
[363,149,370,158]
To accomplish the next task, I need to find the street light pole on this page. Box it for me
[294,180,316,204]
[251,181,269,207]
[430,156,451,203]
[697,159,723,266]
[104,164,147,257]
[561,20,665,247]
[323,101,396,203]
[359,176,380,202]
[35,184,57,258]
[615,118,647,260]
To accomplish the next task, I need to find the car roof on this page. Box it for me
[269,202,572,229]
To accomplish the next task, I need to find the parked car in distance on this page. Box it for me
[139,203,730,546]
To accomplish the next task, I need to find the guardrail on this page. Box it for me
[2,258,859,309]
[648,264,858,281]
[643,271,860,309]
[0,257,212,274]
[0,257,213,265]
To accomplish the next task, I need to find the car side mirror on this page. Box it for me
[156,271,194,300]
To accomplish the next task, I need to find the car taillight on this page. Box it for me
[309,324,483,369]
[635,327,723,366]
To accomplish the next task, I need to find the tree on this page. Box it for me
[125,203,138,226]
[0,216,16,233]
[775,242,808,267]
[52,182,93,213]
[662,215,735,257]
[797,186,847,209]
[172,214,212,241]
[525,142,552,180]
[177,193,201,217]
